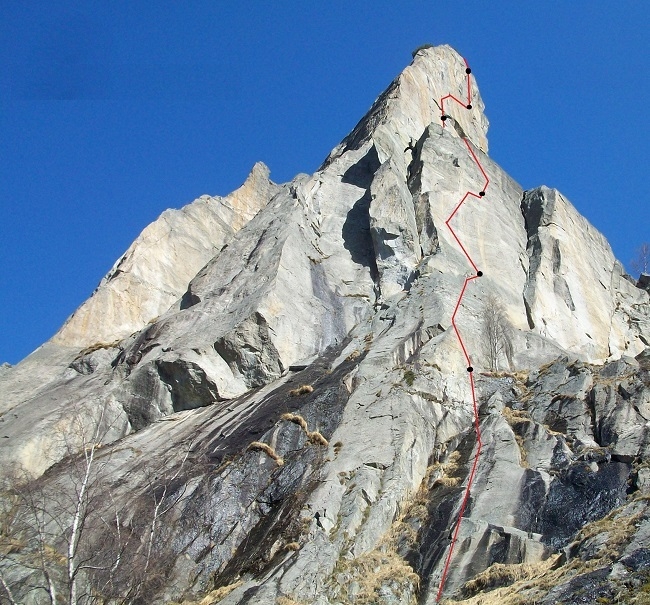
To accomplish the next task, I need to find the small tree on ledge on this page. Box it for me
[481,293,514,372]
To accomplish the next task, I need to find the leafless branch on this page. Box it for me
[481,293,514,372]
[631,242,650,277]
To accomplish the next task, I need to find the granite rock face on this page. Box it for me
[1,45,650,605]
[52,162,278,349]
[521,186,648,361]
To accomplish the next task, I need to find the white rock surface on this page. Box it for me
[51,162,278,348]
[522,186,649,361]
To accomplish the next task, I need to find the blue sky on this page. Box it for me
[1,2,649,364]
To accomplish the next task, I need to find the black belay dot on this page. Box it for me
[479,191,486,197]
[466,104,472,109]
[467,366,474,372]
[477,271,483,277]
[441,114,449,122]
[466,67,472,74]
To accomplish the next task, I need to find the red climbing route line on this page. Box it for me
[465,58,472,105]
[436,59,489,603]
[450,275,479,363]
[440,92,467,112]
[440,58,476,125]
[464,139,489,189]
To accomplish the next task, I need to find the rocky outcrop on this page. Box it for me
[521,186,648,361]
[52,162,278,348]
[2,44,650,605]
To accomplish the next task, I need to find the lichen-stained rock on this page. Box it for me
[51,162,278,349]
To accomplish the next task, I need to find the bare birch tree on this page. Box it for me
[1,407,193,604]
[631,242,650,277]
[106,445,192,604]
[2,406,110,605]
[481,293,514,372]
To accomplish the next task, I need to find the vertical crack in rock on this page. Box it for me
[406,126,440,260]
[408,432,478,599]
[341,145,382,299]
[368,156,421,296]
[552,237,576,311]
[521,188,550,326]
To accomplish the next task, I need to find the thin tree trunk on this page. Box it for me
[0,571,18,605]
[68,444,95,605]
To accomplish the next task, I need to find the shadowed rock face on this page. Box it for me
[1,45,650,605]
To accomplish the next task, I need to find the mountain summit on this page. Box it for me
[2,45,650,605]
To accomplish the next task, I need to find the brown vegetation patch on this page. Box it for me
[170,581,243,605]
[281,412,308,431]
[247,441,284,466]
[463,560,556,596]
[289,384,314,397]
[334,549,419,605]
[74,340,121,361]
[307,431,328,447]
[444,499,650,604]
[433,476,461,488]
[281,413,328,446]
[501,406,531,425]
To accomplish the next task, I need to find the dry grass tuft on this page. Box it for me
[281,412,328,446]
[574,502,643,556]
[346,350,361,361]
[444,450,461,469]
[433,476,461,488]
[281,412,309,432]
[307,431,329,447]
[0,536,24,555]
[501,406,531,425]
[289,384,314,397]
[248,441,284,466]
[442,557,560,605]
[74,340,121,360]
[463,560,554,595]
[170,581,244,605]
[429,451,463,488]
[501,407,530,467]
[334,548,419,605]
[284,541,300,551]
[480,370,529,384]
[514,435,529,468]
[276,597,306,605]
[441,450,461,475]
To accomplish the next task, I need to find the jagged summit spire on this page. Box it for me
[323,44,489,170]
